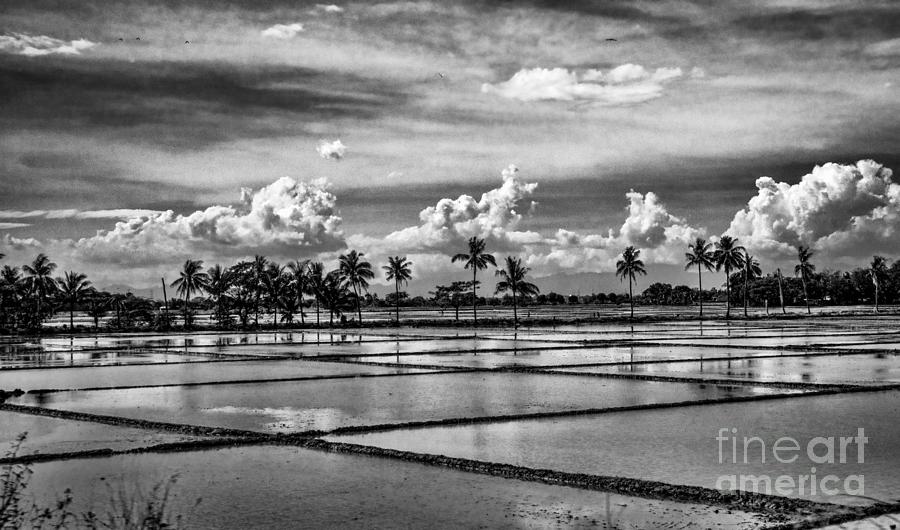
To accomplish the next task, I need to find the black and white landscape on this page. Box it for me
[2,1,900,528]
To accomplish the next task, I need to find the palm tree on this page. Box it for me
[742,252,761,317]
[251,255,268,327]
[170,259,209,329]
[0,265,22,329]
[870,255,887,313]
[615,246,646,319]
[319,270,352,327]
[714,236,745,318]
[795,246,815,315]
[57,271,92,331]
[22,253,58,329]
[206,264,233,328]
[495,256,539,328]
[684,237,715,319]
[338,250,375,326]
[383,256,413,325]
[287,259,310,325]
[307,262,324,327]
[451,237,496,327]
[262,263,287,330]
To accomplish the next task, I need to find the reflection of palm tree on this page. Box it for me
[23,253,58,330]
[339,250,374,326]
[495,256,539,328]
[170,259,209,329]
[383,256,413,325]
[714,236,745,319]
[616,246,646,320]
[795,246,815,315]
[684,237,714,319]
[57,271,92,330]
[870,255,887,313]
[451,237,496,327]
[742,252,761,317]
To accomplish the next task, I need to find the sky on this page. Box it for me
[1,0,899,294]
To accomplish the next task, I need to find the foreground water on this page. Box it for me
[8,372,788,433]
[334,390,900,504]
[23,446,768,529]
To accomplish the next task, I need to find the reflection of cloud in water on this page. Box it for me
[203,405,344,432]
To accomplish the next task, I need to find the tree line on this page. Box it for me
[0,235,893,332]
[0,236,539,332]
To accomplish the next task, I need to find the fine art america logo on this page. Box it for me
[715,428,867,498]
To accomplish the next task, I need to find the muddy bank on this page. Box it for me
[0,402,271,439]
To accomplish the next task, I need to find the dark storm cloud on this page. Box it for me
[730,6,900,42]
[0,56,409,149]
[0,150,201,211]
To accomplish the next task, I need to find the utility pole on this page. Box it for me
[776,268,786,315]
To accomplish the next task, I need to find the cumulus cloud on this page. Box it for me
[371,165,541,255]
[727,160,900,259]
[481,64,684,104]
[315,4,344,13]
[72,177,344,265]
[261,23,305,39]
[0,33,97,57]
[528,190,702,275]
[0,209,161,220]
[316,139,347,160]
[0,233,42,251]
[864,38,900,57]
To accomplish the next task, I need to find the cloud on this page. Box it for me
[369,164,541,255]
[0,33,97,57]
[864,38,900,57]
[0,209,162,220]
[528,190,702,275]
[315,4,345,13]
[0,233,42,251]
[261,23,305,39]
[72,177,345,265]
[0,223,30,230]
[481,64,684,104]
[727,160,900,259]
[316,139,347,160]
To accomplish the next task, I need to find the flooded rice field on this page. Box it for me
[3,314,900,527]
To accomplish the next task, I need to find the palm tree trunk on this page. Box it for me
[472,269,478,327]
[628,276,634,319]
[697,265,703,319]
[875,279,879,313]
[299,291,305,325]
[395,280,400,324]
[743,266,748,317]
[315,298,320,327]
[184,293,189,329]
[353,283,362,326]
[273,300,278,331]
[70,299,75,331]
[725,269,731,318]
[802,274,810,315]
[512,289,518,328]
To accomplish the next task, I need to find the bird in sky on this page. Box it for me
[605,38,618,42]
[135,37,141,40]
[185,40,191,44]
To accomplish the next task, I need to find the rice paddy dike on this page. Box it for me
[3,313,900,528]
